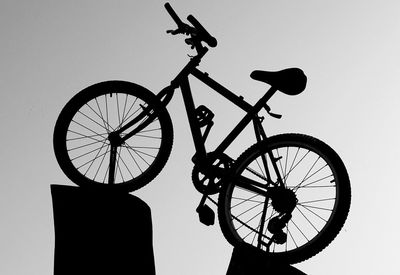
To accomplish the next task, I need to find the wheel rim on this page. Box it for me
[64,92,164,185]
[225,140,340,255]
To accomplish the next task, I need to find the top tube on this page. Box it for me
[190,68,253,113]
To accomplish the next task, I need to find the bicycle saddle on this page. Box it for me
[250,68,307,96]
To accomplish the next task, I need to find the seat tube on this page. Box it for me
[179,76,207,161]
[253,118,272,180]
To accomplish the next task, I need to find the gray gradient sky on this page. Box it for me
[1,1,399,274]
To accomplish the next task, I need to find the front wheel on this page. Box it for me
[53,81,173,192]
[218,134,351,263]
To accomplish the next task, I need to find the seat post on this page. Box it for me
[251,87,278,116]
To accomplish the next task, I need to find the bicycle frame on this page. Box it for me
[115,48,284,190]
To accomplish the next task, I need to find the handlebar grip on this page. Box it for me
[164,2,184,27]
[187,14,217,48]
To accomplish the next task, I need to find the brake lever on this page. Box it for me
[167,24,194,36]
[166,29,181,35]
[264,104,282,119]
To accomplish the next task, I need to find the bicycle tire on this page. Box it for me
[53,80,173,192]
[218,133,351,263]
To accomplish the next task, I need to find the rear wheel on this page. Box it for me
[218,134,351,263]
[53,81,173,192]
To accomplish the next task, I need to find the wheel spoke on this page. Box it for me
[118,104,146,130]
[231,195,266,207]
[284,147,301,184]
[293,156,321,191]
[116,93,121,126]
[299,174,334,188]
[289,217,309,242]
[120,94,129,124]
[279,149,310,184]
[118,147,136,179]
[286,225,298,249]
[83,140,109,176]
[86,101,115,132]
[67,138,107,152]
[230,213,268,240]
[93,145,109,180]
[295,205,320,233]
[284,147,289,181]
[254,159,267,179]
[297,204,330,222]
[123,143,158,159]
[71,119,105,138]
[133,133,162,139]
[233,200,264,220]
[67,131,108,142]
[74,146,110,170]
[301,197,335,204]
[105,94,109,132]
[235,208,263,231]
[121,97,138,126]
[94,97,113,132]
[125,144,144,173]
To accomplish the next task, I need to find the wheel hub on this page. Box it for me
[108,132,123,146]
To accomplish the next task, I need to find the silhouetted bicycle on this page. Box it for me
[53,3,351,264]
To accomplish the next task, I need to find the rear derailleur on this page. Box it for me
[263,187,298,250]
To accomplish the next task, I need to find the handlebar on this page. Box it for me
[187,15,217,48]
[164,2,218,48]
[164,2,185,28]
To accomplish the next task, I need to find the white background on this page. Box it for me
[1,1,399,274]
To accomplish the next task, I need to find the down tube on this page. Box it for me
[213,86,278,155]
[214,110,258,156]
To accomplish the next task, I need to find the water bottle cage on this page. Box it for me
[196,105,214,141]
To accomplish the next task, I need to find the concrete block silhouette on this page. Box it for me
[51,184,155,275]
[226,244,307,275]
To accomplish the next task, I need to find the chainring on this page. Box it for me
[191,153,233,195]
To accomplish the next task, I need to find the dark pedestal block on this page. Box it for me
[51,184,155,275]
[227,244,307,275]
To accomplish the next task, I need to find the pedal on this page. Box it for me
[197,204,215,226]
